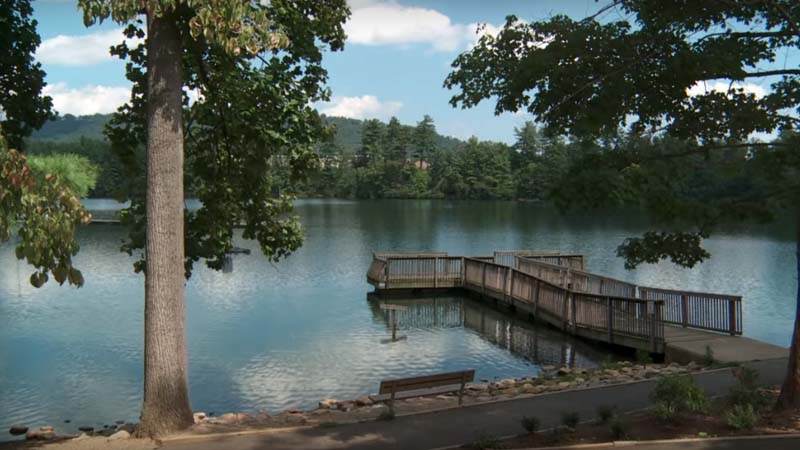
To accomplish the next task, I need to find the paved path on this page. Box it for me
[664,326,788,364]
[605,435,800,450]
[162,358,788,450]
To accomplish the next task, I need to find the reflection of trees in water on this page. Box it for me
[368,296,609,368]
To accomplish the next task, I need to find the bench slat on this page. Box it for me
[378,370,475,395]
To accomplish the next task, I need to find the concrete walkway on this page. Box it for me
[595,435,800,450]
[162,358,788,450]
[664,326,788,364]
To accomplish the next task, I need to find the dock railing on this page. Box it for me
[639,286,742,335]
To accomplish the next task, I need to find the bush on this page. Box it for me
[636,350,653,364]
[521,416,540,434]
[650,375,707,422]
[597,405,616,423]
[728,367,769,411]
[609,417,627,439]
[703,345,715,366]
[473,432,500,450]
[725,404,758,430]
[561,411,580,429]
[376,409,395,421]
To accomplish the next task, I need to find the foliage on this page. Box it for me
[703,345,716,367]
[596,405,616,423]
[95,0,350,276]
[472,431,500,450]
[0,0,53,150]
[728,367,770,411]
[650,375,707,422]
[0,134,93,287]
[635,350,653,365]
[376,409,395,421]
[27,154,98,198]
[724,404,758,430]
[560,411,580,429]
[521,415,540,434]
[609,416,627,439]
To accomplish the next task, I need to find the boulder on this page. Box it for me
[557,381,572,389]
[108,430,130,440]
[26,427,56,441]
[497,378,516,389]
[355,396,373,407]
[318,398,338,409]
[9,425,28,436]
[467,383,489,392]
[193,412,207,423]
[542,365,556,372]
[78,426,94,433]
[336,401,355,412]
[557,367,571,376]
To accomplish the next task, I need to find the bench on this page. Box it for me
[371,369,475,412]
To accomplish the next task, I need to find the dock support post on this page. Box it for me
[606,296,613,343]
[509,269,516,304]
[481,262,487,297]
[681,294,689,328]
[562,288,569,331]
[434,256,439,289]
[532,280,540,316]
[728,298,737,335]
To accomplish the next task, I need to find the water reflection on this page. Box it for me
[368,296,616,371]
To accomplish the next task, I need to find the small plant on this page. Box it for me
[636,350,653,364]
[650,375,707,422]
[318,421,338,428]
[376,409,395,421]
[561,411,580,429]
[703,345,715,366]
[728,367,769,411]
[725,404,758,430]
[600,356,616,370]
[473,431,500,450]
[597,404,616,423]
[521,415,540,434]
[609,417,627,439]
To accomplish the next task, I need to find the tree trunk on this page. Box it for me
[777,206,800,409]
[138,9,194,437]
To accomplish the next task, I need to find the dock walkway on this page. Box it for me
[366,251,787,362]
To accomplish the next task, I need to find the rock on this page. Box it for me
[480,378,489,383]
[467,383,489,392]
[606,369,621,378]
[318,398,338,409]
[108,430,130,440]
[557,381,572,389]
[497,378,516,389]
[9,425,28,436]
[284,414,307,425]
[542,365,556,372]
[64,420,71,424]
[355,396,373,407]
[193,412,207,423]
[78,426,94,433]
[644,368,660,378]
[115,420,125,425]
[520,383,537,394]
[557,367,571,376]
[337,401,355,412]
[309,408,329,416]
[117,423,136,433]
[214,413,252,424]
[26,427,56,441]
[575,377,585,384]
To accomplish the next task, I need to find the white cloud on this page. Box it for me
[318,95,402,120]
[43,83,130,115]
[345,0,499,52]
[37,28,141,66]
[687,81,767,98]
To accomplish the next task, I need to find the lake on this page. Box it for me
[0,199,795,434]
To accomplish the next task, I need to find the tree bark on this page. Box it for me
[138,9,194,437]
[777,206,800,409]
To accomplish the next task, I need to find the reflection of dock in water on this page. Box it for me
[369,296,609,368]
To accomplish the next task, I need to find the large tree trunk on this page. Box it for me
[138,9,194,437]
[778,207,800,409]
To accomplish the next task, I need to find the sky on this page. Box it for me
[29,0,615,144]
[30,0,785,143]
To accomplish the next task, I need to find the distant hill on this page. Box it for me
[30,113,466,152]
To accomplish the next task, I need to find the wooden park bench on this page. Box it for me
[370,369,475,413]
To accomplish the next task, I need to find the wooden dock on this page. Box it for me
[366,251,788,363]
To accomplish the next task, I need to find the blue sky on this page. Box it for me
[31,0,609,143]
[30,0,788,143]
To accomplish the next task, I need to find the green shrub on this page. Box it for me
[650,375,707,422]
[473,431,500,449]
[597,405,616,423]
[376,409,395,421]
[609,417,627,439]
[725,404,758,430]
[728,367,769,411]
[561,411,580,429]
[636,350,653,364]
[703,345,715,366]
[521,415,540,434]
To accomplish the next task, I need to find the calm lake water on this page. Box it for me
[0,199,796,434]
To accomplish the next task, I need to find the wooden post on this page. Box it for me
[509,269,516,303]
[562,289,569,331]
[728,298,737,335]
[606,296,613,344]
[383,261,390,290]
[532,280,540,316]
[389,382,397,415]
[460,257,465,286]
[458,372,467,406]
[650,304,659,352]
[570,290,577,331]
[481,262,487,296]
[502,268,509,301]
[681,294,689,328]
[434,256,439,289]
[391,309,397,341]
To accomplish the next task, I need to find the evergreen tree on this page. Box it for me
[413,114,437,168]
